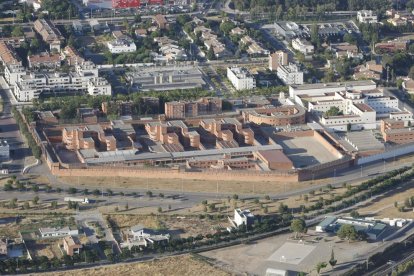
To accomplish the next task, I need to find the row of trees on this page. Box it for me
[12,107,41,159]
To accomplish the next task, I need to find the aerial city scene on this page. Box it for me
[1,0,414,275]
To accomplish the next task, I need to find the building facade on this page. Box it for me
[276,63,304,85]
[227,67,256,90]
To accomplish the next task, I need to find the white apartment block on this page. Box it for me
[357,10,378,24]
[227,67,256,91]
[107,39,137,54]
[276,63,304,85]
[4,63,25,87]
[292,38,314,55]
[87,77,112,96]
[13,62,108,101]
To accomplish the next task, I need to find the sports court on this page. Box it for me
[267,242,316,265]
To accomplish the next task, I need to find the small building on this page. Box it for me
[357,10,378,24]
[77,108,98,124]
[153,14,169,30]
[233,209,255,228]
[107,39,136,54]
[0,140,10,161]
[37,111,58,124]
[254,150,294,170]
[62,236,82,256]
[0,239,8,256]
[127,224,170,247]
[292,38,314,55]
[316,216,388,241]
[39,227,79,238]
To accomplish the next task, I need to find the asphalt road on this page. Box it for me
[0,78,28,173]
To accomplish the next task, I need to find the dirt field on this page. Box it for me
[58,175,327,195]
[358,186,414,219]
[40,255,230,276]
[107,214,226,238]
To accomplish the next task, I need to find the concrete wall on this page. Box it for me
[49,165,299,182]
[357,142,414,165]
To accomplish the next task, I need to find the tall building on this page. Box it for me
[269,51,288,71]
[165,97,222,119]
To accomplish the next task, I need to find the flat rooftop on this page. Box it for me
[290,80,376,91]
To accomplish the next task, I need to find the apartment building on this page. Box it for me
[61,46,85,66]
[87,77,112,96]
[28,52,61,68]
[357,10,378,23]
[381,119,414,144]
[269,51,289,71]
[0,40,25,87]
[107,39,137,53]
[165,97,222,119]
[194,26,228,58]
[14,61,110,101]
[292,38,314,55]
[227,67,256,90]
[329,42,363,59]
[276,63,304,85]
[33,19,63,51]
[240,36,269,56]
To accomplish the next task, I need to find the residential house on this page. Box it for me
[39,227,79,238]
[62,236,82,256]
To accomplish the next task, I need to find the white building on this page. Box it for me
[39,227,79,238]
[107,39,136,54]
[13,61,107,101]
[300,85,407,131]
[357,10,378,24]
[289,80,377,98]
[292,38,314,55]
[0,140,10,161]
[122,225,170,248]
[276,63,304,85]
[87,77,112,96]
[227,67,256,91]
[233,209,255,227]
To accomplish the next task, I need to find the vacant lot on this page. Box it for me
[42,255,230,276]
[358,185,414,219]
[107,214,226,238]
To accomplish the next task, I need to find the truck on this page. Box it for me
[64,197,89,204]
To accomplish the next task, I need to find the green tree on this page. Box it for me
[316,262,327,275]
[409,66,414,80]
[12,26,24,37]
[337,224,358,242]
[206,47,215,60]
[157,206,162,213]
[290,218,306,239]
[329,249,337,267]
[23,201,30,210]
[219,21,235,36]
[32,196,39,205]
[51,201,58,209]
[350,210,360,218]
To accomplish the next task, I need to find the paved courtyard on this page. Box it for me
[276,136,338,168]
[267,242,315,265]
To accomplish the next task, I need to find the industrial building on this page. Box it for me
[126,65,205,91]
[316,216,388,241]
